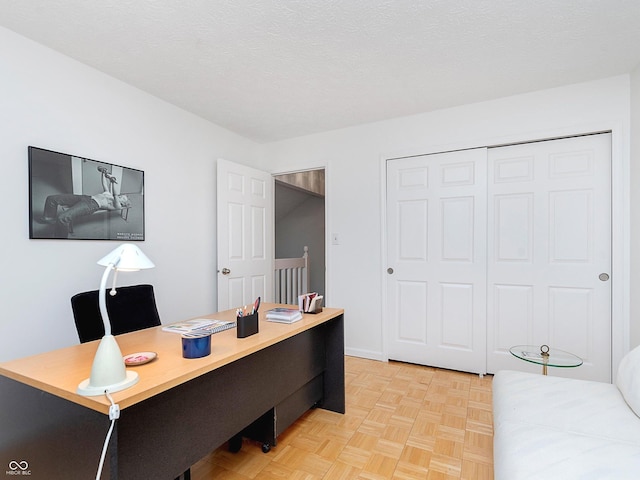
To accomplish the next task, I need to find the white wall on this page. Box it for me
[2,25,635,367]
[631,65,640,348]
[0,27,259,362]
[262,75,633,361]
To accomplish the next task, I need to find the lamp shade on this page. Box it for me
[97,243,155,271]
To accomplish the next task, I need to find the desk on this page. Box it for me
[0,304,344,479]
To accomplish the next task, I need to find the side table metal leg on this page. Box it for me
[541,345,549,375]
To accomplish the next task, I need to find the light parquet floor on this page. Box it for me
[192,356,494,479]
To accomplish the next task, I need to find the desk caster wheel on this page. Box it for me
[228,435,242,453]
[261,443,271,453]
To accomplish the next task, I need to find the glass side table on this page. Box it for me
[509,344,583,375]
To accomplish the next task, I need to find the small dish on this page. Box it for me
[124,351,157,366]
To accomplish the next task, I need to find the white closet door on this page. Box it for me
[486,134,612,382]
[386,148,488,375]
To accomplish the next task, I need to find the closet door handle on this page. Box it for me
[599,273,609,281]
[387,268,394,274]
[221,268,231,275]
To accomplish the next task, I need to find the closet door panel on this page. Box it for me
[397,280,428,343]
[487,134,611,382]
[387,149,487,374]
[492,284,534,351]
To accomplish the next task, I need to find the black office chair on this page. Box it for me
[71,284,162,343]
[70,284,191,480]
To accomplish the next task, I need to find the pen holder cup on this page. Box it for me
[237,311,258,338]
[182,334,212,359]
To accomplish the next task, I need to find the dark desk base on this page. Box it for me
[0,314,344,479]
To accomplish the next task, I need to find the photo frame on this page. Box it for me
[29,146,145,241]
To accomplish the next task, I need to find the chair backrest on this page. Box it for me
[71,284,161,343]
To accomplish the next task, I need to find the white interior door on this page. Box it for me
[486,134,612,381]
[217,159,274,311]
[386,148,488,375]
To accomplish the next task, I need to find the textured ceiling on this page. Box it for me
[1,1,640,143]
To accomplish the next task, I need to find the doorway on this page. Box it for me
[274,169,326,298]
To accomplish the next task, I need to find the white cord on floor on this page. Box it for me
[96,390,119,480]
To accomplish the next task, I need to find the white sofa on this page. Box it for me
[493,345,640,479]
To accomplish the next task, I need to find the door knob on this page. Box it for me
[599,273,610,281]
[221,268,231,275]
[387,268,394,274]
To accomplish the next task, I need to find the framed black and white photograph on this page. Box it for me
[29,146,145,241]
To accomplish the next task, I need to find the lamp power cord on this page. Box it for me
[96,390,120,480]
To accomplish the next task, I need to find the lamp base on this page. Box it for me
[77,370,139,396]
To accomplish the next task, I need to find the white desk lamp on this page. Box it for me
[77,244,155,396]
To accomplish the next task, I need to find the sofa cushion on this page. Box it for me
[494,421,640,480]
[493,370,640,480]
[616,344,640,418]
[494,370,640,443]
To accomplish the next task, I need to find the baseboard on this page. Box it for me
[345,348,384,362]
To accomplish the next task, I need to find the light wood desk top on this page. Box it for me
[0,304,344,415]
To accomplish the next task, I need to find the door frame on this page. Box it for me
[380,126,629,380]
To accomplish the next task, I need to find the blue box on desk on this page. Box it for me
[182,334,212,358]
[237,312,258,338]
